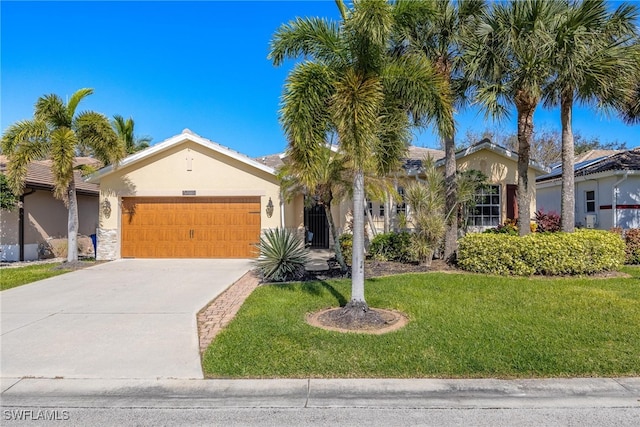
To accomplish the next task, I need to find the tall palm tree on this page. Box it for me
[112,114,152,154]
[270,0,451,315]
[464,0,564,236]
[1,88,124,262]
[278,144,351,271]
[394,0,485,261]
[544,0,639,232]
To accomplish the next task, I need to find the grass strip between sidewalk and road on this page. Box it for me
[203,266,640,379]
[1,263,67,291]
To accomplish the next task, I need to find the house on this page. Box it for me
[0,156,100,261]
[537,147,640,230]
[88,130,549,260]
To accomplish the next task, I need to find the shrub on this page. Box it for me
[535,209,561,232]
[255,228,309,282]
[483,221,518,236]
[458,229,625,276]
[339,233,353,265]
[368,231,413,262]
[612,227,640,265]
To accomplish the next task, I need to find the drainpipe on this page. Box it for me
[612,172,628,229]
[19,188,36,261]
[279,192,285,229]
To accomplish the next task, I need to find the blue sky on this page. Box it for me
[2,1,638,158]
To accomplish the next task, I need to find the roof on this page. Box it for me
[0,155,100,195]
[537,147,640,182]
[88,129,276,182]
[434,138,549,174]
[574,149,623,163]
[255,145,445,173]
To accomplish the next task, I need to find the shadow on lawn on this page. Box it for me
[300,281,348,307]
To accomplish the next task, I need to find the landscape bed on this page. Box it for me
[203,267,640,378]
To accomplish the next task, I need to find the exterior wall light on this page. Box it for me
[102,199,112,219]
[266,197,274,218]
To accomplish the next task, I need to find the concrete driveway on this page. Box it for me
[0,259,252,379]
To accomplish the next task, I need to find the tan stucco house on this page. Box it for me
[1,156,99,261]
[88,129,298,260]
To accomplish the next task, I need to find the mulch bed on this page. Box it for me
[304,259,457,281]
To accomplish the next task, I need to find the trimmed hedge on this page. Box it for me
[458,229,625,276]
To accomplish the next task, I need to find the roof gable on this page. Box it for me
[88,129,275,183]
[537,147,640,182]
[434,139,548,174]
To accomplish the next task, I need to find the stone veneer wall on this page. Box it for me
[97,228,118,260]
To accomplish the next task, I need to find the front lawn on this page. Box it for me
[203,267,640,378]
[1,263,67,291]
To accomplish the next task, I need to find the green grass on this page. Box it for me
[203,266,640,379]
[1,263,67,291]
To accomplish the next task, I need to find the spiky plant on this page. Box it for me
[256,228,310,282]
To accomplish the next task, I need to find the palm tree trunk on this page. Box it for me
[383,190,390,233]
[323,202,347,272]
[560,92,575,232]
[364,198,377,237]
[67,180,79,262]
[347,169,367,311]
[443,133,457,262]
[515,97,535,236]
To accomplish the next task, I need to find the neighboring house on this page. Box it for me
[537,147,640,230]
[88,129,291,260]
[0,156,100,261]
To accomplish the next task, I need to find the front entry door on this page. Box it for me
[304,199,329,249]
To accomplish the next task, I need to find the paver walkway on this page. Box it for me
[197,270,260,353]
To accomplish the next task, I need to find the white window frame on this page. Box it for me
[468,185,501,227]
[585,190,596,213]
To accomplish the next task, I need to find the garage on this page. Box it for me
[121,196,261,258]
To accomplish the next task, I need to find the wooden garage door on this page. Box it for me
[121,197,261,258]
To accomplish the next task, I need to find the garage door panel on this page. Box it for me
[121,197,260,258]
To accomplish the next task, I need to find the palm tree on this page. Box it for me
[1,88,124,262]
[544,0,639,233]
[394,0,486,261]
[464,0,564,236]
[270,0,451,315]
[112,115,152,154]
[278,144,351,271]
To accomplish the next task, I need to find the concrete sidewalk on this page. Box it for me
[1,377,639,409]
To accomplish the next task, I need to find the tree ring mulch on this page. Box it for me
[307,307,409,335]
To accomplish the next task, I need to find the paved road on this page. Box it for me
[0,259,252,379]
[1,377,639,426]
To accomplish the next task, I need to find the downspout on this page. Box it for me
[612,171,628,228]
[279,192,285,229]
[19,188,36,261]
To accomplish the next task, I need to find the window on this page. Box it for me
[396,187,406,214]
[586,191,595,213]
[367,201,373,216]
[379,204,385,217]
[468,185,501,227]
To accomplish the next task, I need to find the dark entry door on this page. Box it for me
[304,200,329,249]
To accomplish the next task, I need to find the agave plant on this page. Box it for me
[256,228,309,282]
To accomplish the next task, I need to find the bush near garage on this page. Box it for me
[368,231,413,262]
[458,229,625,276]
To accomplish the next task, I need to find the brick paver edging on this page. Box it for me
[197,270,261,354]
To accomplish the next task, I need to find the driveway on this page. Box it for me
[0,259,252,379]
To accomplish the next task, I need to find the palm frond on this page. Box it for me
[1,120,50,194]
[49,127,77,202]
[35,94,68,128]
[74,111,123,165]
[268,17,344,66]
[66,88,94,120]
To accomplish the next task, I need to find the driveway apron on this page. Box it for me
[0,259,252,379]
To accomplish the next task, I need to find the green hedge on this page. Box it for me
[458,229,625,276]
[368,231,413,262]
